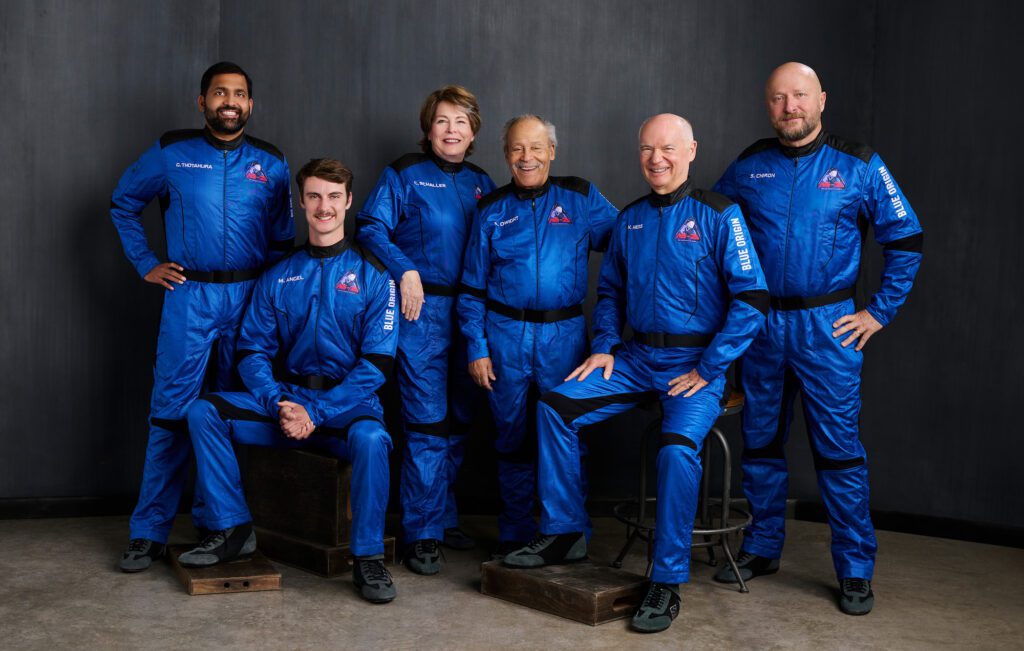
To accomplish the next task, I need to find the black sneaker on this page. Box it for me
[491,539,529,560]
[502,532,586,568]
[442,527,476,551]
[713,551,780,583]
[354,557,396,603]
[177,524,256,568]
[839,577,874,615]
[403,539,442,575]
[119,538,166,573]
[631,582,681,633]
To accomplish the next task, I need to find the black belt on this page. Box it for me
[181,267,262,283]
[632,331,714,348]
[421,282,456,297]
[280,372,341,391]
[769,287,854,311]
[486,300,583,323]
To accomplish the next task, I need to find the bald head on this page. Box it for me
[638,113,697,195]
[765,61,826,146]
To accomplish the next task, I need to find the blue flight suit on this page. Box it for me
[458,176,618,542]
[357,151,495,543]
[537,182,768,584]
[110,128,294,543]
[714,131,923,580]
[187,239,398,557]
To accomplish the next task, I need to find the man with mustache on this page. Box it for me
[110,61,294,572]
[458,115,618,557]
[712,62,924,615]
[179,158,399,604]
[505,114,768,634]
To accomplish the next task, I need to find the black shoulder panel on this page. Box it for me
[737,138,779,161]
[550,176,592,196]
[477,183,516,211]
[245,135,285,162]
[620,194,649,214]
[824,133,874,164]
[464,160,487,175]
[689,188,734,213]
[159,129,203,148]
[354,243,387,273]
[389,152,429,172]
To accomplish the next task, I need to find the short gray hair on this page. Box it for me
[501,114,558,152]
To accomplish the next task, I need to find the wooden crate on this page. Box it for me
[255,527,396,577]
[168,546,281,596]
[480,560,648,626]
[243,447,351,546]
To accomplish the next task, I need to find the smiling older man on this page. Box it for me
[457,115,618,557]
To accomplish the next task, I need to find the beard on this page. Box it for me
[773,112,820,144]
[205,106,249,135]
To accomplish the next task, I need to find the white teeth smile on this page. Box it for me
[649,167,669,174]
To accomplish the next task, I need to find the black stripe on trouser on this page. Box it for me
[201,394,378,441]
[406,416,449,438]
[540,390,657,427]
[741,368,799,461]
[497,385,540,464]
[151,417,189,435]
[659,432,697,451]
[810,449,865,472]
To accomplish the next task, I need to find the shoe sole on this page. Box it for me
[503,554,589,569]
[178,552,254,569]
[404,562,441,576]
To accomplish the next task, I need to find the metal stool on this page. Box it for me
[611,391,752,592]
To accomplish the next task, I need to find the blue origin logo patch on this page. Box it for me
[245,161,268,183]
[474,185,483,200]
[548,204,572,224]
[336,270,360,294]
[817,168,846,190]
[675,218,700,242]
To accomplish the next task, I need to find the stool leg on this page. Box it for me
[714,426,748,593]
[612,527,641,569]
[722,534,750,594]
[701,439,717,566]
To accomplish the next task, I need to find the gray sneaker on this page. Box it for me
[713,551,780,583]
[354,557,396,603]
[119,538,165,573]
[631,582,681,633]
[177,524,256,568]
[502,532,586,568]
[403,539,442,575]
[839,577,874,615]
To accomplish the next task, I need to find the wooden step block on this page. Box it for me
[480,560,648,626]
[255,527,396,577]
[168,546,281,596]
[243,447,351,546]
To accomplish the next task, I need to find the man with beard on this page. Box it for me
[110,61,294,572]
[712,62,923,615]
[180,159,399,604]
[458,115,618,557]
[504,114,767,634]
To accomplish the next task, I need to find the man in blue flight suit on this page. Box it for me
[458,115,618,556]
[712,62,924,615]
[357,86,495,572]
[503,114,768,634]
[179,158,400,604]
[110,62,294,572]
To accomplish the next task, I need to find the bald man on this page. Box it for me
[713,63,923,615]
[504,115,768,634]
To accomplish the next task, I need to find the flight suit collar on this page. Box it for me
[647,180,693,208]
[778,129,827,159]
[305,238,351,258]
[203,127,246,151]
[428,150,465,174]
[512,179,551,201]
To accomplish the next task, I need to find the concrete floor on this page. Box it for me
[1,515,1022,650]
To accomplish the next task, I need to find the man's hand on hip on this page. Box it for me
[144,262,186,290]
[833,309,882,352]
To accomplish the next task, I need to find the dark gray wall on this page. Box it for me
[1,1,1018,531]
